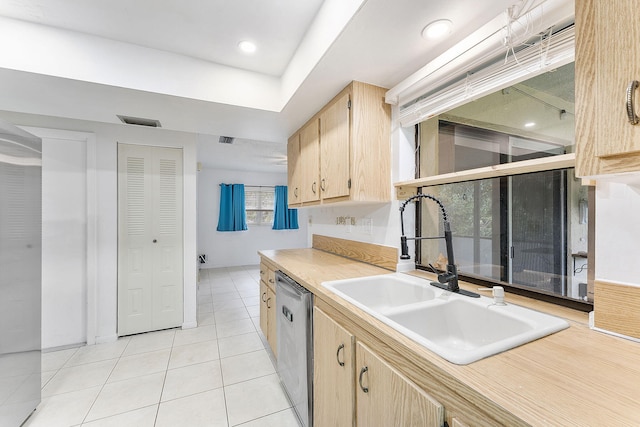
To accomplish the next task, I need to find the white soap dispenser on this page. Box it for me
[478,286,506,306]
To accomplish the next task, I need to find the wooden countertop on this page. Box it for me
[260,247,640,427]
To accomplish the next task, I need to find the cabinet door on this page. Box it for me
[313,307,355,426]
[576,0,640,176]
[259,280,268,337]
[356,342,444,427]
[287,134,301,206]
[594,0,640,158]
[300,120,320,203]
[266,287,277,357]
[320,92,351,200]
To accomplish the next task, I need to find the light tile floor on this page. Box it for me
[25,266,300,427]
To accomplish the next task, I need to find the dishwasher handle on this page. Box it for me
[282,305,294,322]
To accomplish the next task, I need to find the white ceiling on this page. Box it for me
[0,0,516,172]
[0,0,325,77]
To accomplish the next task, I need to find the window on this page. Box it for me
[245,186,274,226]
[420,169,588,302]
[415,62,593,308]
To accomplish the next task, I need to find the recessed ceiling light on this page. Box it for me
[421,19,453,40]
[238,40,257,54]
[524,122,536,128]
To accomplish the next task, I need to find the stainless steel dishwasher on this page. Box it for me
[275,271,313,427]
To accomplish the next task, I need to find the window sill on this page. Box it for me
[394,153,576,199]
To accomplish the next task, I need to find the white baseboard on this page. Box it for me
[42,342,85,353]
[182,321,198,329]
[95,334,118,344]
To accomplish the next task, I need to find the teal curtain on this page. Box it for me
[272,185,299,230]
[232,184,247,230]
[217,183,247,231]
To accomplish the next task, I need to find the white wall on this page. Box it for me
[595,175,640,287]
[305,203,396,245]
[197,167,308,267]
[4,111,198,347]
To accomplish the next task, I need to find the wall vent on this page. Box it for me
[218,136,234,144]
[117,115,162,127]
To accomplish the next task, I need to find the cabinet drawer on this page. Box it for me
[260,260,277,291]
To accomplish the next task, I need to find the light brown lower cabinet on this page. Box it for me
[259,280,277,357]
[356,341,444,427]
[451,418,470,427]
[313,307,355,426]
[313,307,444,427]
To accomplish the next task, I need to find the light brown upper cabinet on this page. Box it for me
[320,91,351,201]
[287,119,320,205]
[287,81,391,206]
[576,0,640,176]
[287,133,301,206]
[300,120,321,203]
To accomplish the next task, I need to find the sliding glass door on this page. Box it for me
[420,170,569,297]
[507,170,567,295]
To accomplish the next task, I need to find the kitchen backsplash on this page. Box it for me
[595,176,640,286]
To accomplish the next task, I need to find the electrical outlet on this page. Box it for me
[359,217,373,235]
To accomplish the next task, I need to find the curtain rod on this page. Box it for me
[244,185,277,188]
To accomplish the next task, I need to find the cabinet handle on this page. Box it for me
[312,181,317,194]
[626,80,639,125]
[266,297,272,309]
[262,292,267,302]
[294,187,299,198]
[358,366,369,393]
[320,178,326,192]
[336,344,345,367]
[269,278,274,284]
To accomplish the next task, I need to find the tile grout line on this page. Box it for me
[79,339,126,425]
[233,407,294,426]
[153,330,176,427]
[216,267,233,427]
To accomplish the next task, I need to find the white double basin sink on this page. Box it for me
[321,273,569,365]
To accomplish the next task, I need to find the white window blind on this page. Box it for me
[398,24,575,128]
[245,186,275,226]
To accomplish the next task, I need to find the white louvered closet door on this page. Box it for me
[118,144,183,336]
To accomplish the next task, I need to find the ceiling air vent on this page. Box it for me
[219,136,234,144]
[117,115,162,128]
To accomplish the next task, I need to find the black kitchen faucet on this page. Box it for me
[399,193,479,298]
